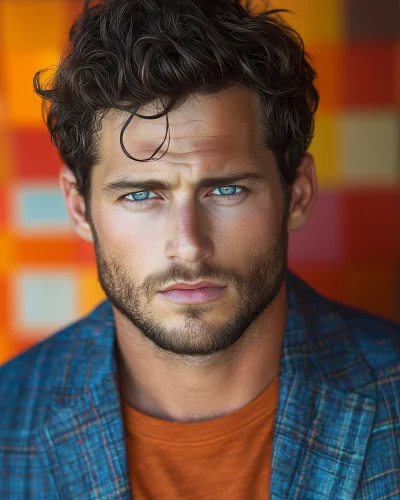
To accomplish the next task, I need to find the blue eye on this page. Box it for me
[122,186,245,207]
[125,191,157,202]
[211,186,243,196]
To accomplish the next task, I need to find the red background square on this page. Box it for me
[10,128,62,180]
[344,42,397,107]
[342,189,400,262]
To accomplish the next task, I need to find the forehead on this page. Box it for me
[96,86,268,176]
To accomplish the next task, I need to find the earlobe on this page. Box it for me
[287,153,318,232]
[59,165,94,243]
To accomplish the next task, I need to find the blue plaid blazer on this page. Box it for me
[1,272,400,499]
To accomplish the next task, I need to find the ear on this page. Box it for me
[287,153,318,232]
[59,165,94,243]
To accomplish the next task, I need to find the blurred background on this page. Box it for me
[0,0,399,365]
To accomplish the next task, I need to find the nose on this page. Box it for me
[165,199,214,264]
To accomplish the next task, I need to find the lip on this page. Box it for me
[161,281,223,292]
[158,286,227,304]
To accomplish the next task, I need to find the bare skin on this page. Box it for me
[61,85,317,423]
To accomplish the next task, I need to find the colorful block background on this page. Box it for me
[0,0,399,364]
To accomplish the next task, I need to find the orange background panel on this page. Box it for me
[0,232,15,274]
[15,236,78,265]
[0,0,68,51]
[270,0,344,44]
[307,44,344,111]
[77,268,106,317]
[0,275,11,329]
[1,51,61,127]
[0,333,19,366]
[294,263,400,322]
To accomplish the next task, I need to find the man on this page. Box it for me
[1,0,399,498]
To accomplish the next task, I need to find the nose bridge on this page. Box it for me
[166,196,212,263]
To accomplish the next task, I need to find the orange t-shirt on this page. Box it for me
[121,376,279,499]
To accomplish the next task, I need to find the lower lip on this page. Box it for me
[158,287,226,304]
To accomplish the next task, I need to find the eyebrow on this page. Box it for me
[102,172,267,195]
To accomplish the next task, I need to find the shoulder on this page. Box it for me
[333,302,400,370]
[288,272,400,379]
[0,301,113,496]
[0,300,112,433]
[318,291,400,374]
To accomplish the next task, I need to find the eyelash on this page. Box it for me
[121,186,248,207]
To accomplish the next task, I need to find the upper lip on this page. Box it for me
[161,281,224,292]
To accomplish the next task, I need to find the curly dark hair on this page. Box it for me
[34,0,319,205]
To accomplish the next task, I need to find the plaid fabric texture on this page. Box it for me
[0,1,399,365]
[0,272,399,498]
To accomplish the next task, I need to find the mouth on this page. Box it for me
[157,286,227,304]
[161,281,224,292]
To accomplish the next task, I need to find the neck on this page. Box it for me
[116,283,287,423]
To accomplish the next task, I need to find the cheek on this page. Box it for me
[233,189,283,244]
[231,206,280,253]
[93,205,161,270]
[211,204,283,274]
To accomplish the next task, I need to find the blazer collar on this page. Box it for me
[37,272,377,499]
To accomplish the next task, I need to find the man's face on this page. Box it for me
[88,86,288,357]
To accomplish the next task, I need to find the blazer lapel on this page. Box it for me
[38,372,131,500]
[36,317,131,499]
[270,372,376,500]
[270,274,378,499]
